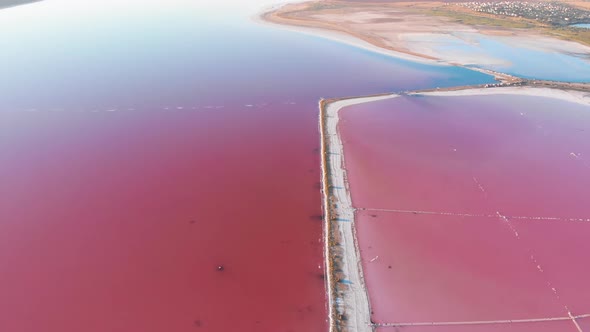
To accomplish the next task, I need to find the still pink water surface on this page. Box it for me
[0,107,326,331]
[339,94,590,330]
[375,320,576,332]
[0,1,494,331]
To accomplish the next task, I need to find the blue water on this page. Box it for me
[435,34,590,82]
[0,2,493,331]
[572,23,590,29]
[0,1,577,331]
[0,0,492,111]
[479,37,590,82]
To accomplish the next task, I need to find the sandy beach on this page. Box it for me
[412,86,590,106]
[320,94,399,332]
[261,1,590,70]
[257,8,443,66]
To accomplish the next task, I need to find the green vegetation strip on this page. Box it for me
[425,7,590,46]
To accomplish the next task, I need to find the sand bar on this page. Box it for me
[258,4,448,66]
[320,94,399,332]
[412,86,590,106]
[261,1,590,75]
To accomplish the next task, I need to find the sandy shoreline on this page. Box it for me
[257,5,564,84]
[320,94,399,331]
[260,1,590,77]
[257,3,480,66]
[412,86,590,106]
[257,7,448,66]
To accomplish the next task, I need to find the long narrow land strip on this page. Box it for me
[320,94,399,332]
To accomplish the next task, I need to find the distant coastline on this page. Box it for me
[256,9,443,67]
[259,3,443,65]
[260,1,590,90]
[259,0,590,82]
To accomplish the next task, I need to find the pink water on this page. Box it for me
[0,107,326,331]
[0,1,495,330]
[340,94,590,330]
[375,319,576,332]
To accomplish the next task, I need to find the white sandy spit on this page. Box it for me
[253,12,447,66]
[398,32,511,67]
[413,86,590,106]
[320,94,398,332]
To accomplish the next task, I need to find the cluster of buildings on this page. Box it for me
[457,1,590,26]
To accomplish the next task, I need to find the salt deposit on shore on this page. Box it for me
[413,86,590,106]
[320,94,398,331]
